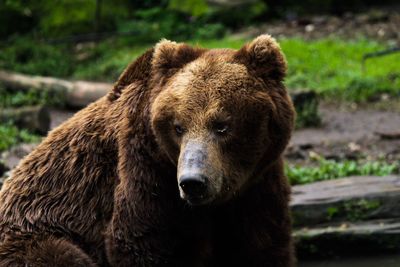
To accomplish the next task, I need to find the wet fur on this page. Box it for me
[0,35,295,266]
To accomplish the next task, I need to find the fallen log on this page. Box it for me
[0,70,111,108]
[295,219,400,258]
[0,106,50,134]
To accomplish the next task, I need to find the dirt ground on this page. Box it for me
[286,102,400,165]
[235,6,400,44]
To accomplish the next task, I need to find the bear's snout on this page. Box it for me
[177,140,222,205]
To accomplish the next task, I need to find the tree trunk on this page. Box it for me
[94,0,102,34]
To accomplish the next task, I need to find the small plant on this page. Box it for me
[0,87,66,108]
[343,199,381,221]
[295,99,321,128]
[290,91,321,128]
[325,199,381,222]
[326,206,339,220]
[0,123,40,152]
[286,159,398,185]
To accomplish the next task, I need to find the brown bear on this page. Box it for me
[0,35,295,266]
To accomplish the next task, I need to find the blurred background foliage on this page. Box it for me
[2,0,397,40]
[0,0,265,40]
[0,0,399,100]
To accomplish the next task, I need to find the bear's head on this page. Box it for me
[150,35,295,205]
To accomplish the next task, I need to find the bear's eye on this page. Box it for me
[213,122,229,136]
[174,124,185,136]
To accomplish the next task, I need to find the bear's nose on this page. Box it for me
[179,175,207,198]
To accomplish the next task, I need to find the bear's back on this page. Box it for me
[0,97,118,251]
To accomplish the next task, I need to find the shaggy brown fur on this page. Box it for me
[0,35,295,266]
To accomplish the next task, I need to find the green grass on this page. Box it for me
[286,159,398,185]
[281,38,400,101]
[0,88,48,152]
[0,87,66,108]
[0,123,40,152]
[73,37,400,102]
[1,36,399,102]
[72,38,247,81]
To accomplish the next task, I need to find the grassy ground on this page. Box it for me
[0,123,40,152]
[71,37,400,103]
[75,37,400,102]
[286,159,398,185]
[282,38,400,101]
[1,36,399,102]
[0,88,54,152]
[0,89,65,108]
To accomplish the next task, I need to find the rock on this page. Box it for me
[366,10,390,23]
[290,90,318,109]
[291,176,400,257]
[1,143,38,170]
[0,106,50,134]
[49,109,76,130]
[285,145,308,160]
[294,219,400,258]
[375,131,400,140]
[291,175,400,227]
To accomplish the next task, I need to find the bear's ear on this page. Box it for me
[152,39,205,78]
[234,34,287,83]
[108,48,154,101]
